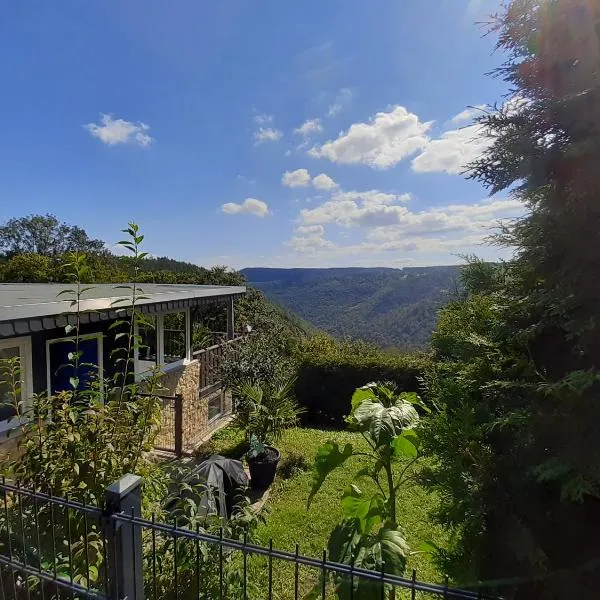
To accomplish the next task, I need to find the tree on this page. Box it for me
[0,214,105,257]
[422,1,600,597]
[0,253,52,282]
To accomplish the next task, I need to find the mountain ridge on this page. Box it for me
[241,265,461,348]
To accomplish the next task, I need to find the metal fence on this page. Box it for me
[0,476,502,600]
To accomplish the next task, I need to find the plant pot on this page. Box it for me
[247,446,280,490]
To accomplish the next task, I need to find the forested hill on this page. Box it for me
[241,266,461,348]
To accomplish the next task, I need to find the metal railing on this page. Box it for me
[0,475,502,600]
[193,334,244,391]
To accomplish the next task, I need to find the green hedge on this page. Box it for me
[293,334,428,426]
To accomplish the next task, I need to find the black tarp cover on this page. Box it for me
[186,455,249,517]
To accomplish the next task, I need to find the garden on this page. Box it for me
[0,224,451,600]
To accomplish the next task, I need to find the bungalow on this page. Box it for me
[0,282,246,454]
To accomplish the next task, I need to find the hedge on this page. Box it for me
[293,334,429,426]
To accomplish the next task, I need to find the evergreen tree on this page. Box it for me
[422,1,600,597]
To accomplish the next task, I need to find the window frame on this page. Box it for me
[0,335,33,434]
[46,332,104,397]
[134,308,192,379]
[206,391,224,423]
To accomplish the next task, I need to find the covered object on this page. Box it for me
[186,455,249,518]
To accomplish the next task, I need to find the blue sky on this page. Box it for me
[0,0,523,268]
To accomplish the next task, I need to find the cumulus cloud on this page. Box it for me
[254,127,283,144]
[308,105,432,169]
[294,119,323,137]
[84,114,153,147]
[282,168,312,187]
[290,195,525,258]
[221,198,270,217]
[312,173,338,190]
[411,123,493,175]
[327,88,353,117]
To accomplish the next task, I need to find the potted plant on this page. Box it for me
[234,377,301,489]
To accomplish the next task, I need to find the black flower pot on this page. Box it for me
[247,446,280,490]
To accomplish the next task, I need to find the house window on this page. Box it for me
[47,334,103,395]
[207,392,224,422]
[135,310,191,376]
[137,315,158,373]
[163,312,187,364]
[0,336,33,432]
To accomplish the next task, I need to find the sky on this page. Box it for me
[0,0,523,269]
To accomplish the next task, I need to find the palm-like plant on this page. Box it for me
[233,376,302,447]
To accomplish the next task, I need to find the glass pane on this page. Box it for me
[137,315,157,372]
[163,312,186,364]
[0,346,21,422]
[49,338,99,394]
[207,393,223,421]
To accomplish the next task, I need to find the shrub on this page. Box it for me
[233,376,302,449]
[294,334,428,426]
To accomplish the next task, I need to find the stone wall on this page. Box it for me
[155,360,233,454]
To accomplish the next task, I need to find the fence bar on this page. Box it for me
[105,474,145,600]
[174,394,183,457]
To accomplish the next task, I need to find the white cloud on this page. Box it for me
[309,105,432,169]
[253,114,274,125]
[451,105,487,124]
[282,168,312,187]
[221,198,270,217]
[254,127,283,144]
[411,123,493,175]
[84,114,153,147]
[327,88,352,117]
[291,195,525,259]
[312,173,338,190]
[294,119,323,137]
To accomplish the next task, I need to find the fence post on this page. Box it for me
[174,393,183,457]
[105,474,145,600]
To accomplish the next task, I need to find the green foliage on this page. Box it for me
[307,382,427,599]
[294,334,427,425]
[421,2,600,596]
[233,377,302,450]
[0,214,105,258]
[219,327,298,391]
[148,475,265,600]
[242,266,461,349]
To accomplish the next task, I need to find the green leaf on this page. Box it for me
[376,526,409,575]
[392,430,418,459]
[340,486,385,534]
[69,377,79,390]
[327,518,362,565]
[351,384,377,412]
[355,400,419,447]
[307,442,353,507]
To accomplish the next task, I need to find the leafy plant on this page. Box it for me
[147,474,265,600]
[307,381,427,599]
[233,376,302,453]
[0,223,169,594]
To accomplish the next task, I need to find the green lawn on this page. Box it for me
[203,425,447,596]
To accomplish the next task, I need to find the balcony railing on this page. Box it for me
[153,334,246,456]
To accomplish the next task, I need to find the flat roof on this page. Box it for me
[0,283,246,336]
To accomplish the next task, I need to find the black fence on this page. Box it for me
[0,476,502,600]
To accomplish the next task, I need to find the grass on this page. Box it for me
[203,425,447,597]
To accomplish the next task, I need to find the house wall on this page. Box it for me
[157,360,232,453]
